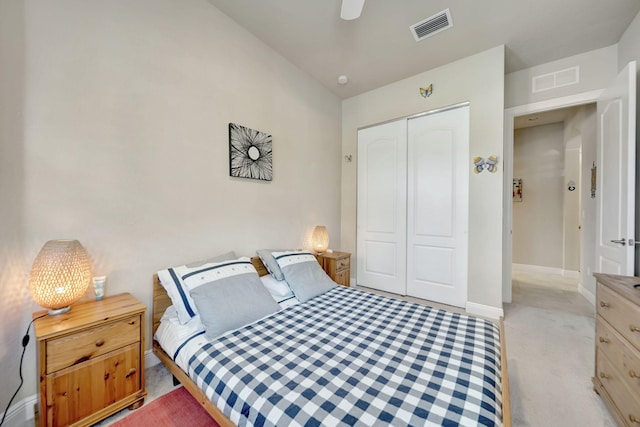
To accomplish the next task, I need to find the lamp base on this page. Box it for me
[48,306,71,316]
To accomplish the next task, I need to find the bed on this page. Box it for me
[152,255,511,427]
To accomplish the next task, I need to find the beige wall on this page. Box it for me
[341,46,505,311]
[0,0,341,406]
[0,0,36,413]
[512,124,565,269]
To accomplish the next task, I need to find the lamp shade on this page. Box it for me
[311,226,329,253]
[29,239,92,315]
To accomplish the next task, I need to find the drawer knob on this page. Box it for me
[95,339,105,347]
[631,325,640,333]
[599,372,609,379]
[630,370,639,378]
[598,337,610,344]
[126,368,137,378]
[599,301,610,308]
[630,415,640,424]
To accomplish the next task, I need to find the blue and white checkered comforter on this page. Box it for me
[188,287,503,426]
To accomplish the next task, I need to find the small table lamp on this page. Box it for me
[29,239,92,315]
[311,225,329,253]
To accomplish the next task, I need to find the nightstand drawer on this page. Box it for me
[47,343,142,426]
[46,315,141,373]
[336,257,350,272]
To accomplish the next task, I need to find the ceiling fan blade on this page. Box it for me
[341,0,365,20]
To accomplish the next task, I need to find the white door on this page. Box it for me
[406,106,469,307]
[357,119,407,294]
[595,61,636,275]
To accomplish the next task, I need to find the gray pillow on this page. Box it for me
[256,249,290,281]
[190,269,280,339]
[272,251,337,302]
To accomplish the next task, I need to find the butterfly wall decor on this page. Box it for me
[419,84,433,98]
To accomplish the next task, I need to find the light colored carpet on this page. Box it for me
[506,269,617,427]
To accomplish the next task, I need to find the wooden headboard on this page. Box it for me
[152,256,269,337]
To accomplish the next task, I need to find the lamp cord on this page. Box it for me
[0,313,47,427]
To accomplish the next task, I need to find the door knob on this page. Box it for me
[610,239,627,245]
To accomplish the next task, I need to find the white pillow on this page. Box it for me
[259,274,293,297]
[157,251,237,324]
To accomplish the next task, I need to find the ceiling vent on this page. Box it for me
[410,9,453,42]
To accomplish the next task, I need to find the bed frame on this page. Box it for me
[151,256,512,427]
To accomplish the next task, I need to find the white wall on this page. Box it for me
[341,46,505,312]
[0,0,342,409]
[618,10,640,70]
[505,46,618,109]
[566,105,597,297]
[563,145,581,273]
[512,124,565,269]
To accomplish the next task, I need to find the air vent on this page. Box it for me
[410,9,453,42]
[532,66,580,93]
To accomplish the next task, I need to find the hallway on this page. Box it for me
[505,269,615,426]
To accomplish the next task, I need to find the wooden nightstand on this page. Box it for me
[317,251,351,287]
[33,293,146,427]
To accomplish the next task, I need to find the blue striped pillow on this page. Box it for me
[157,251,236,324]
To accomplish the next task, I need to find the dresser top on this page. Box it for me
[33,292,146,340]
[318,251,350,259]
[594,273,640,306]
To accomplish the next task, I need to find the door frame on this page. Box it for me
[502,90,602,303]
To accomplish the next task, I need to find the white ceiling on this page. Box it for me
[207,0,640,99]
[514,105,586,130]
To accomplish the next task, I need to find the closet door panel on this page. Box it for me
[357,120,407,295]
[407,106,469,307]
[412,128,455,237]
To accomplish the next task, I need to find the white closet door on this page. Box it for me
[406,106,469,307]
[356,120,407,294]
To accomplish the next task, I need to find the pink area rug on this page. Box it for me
[111,387,220,427]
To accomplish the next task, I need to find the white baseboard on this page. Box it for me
[1,393,37,427]
[512,263,579,278]
[466,302,504,320]
[579,283,596,306]
[145,348,160,368]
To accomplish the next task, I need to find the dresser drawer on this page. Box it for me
[597,350,640,426]
[46,315,141,373]
[598,283,640,352]
[335,257,350,272]
[597,317,640,396]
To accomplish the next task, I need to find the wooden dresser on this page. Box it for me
[593,273,640,426]
[317,251,351,287]
[34,293,146,427]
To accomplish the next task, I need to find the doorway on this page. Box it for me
[511,104,596,306]
[502,90,602,305]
